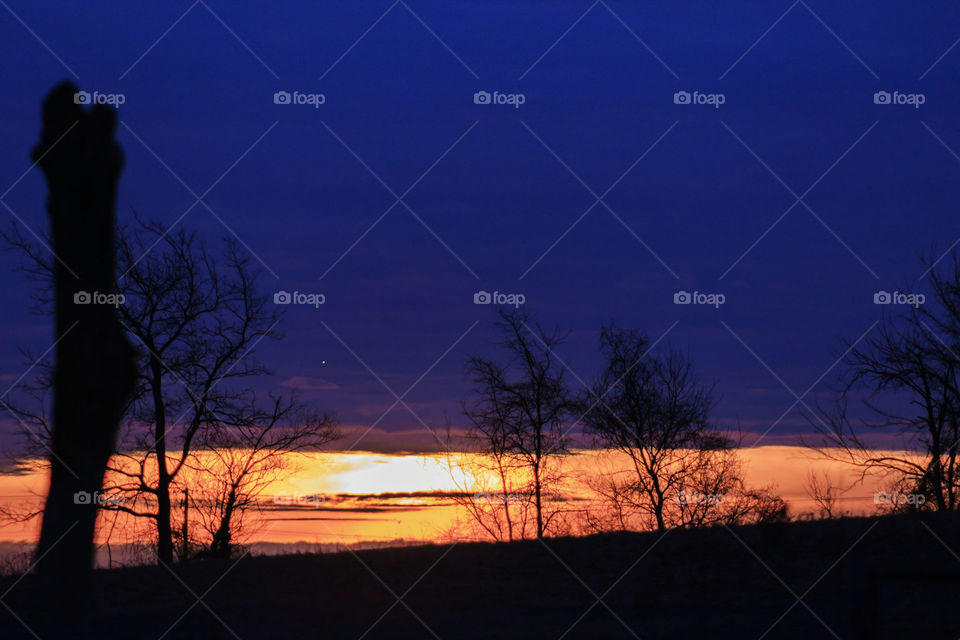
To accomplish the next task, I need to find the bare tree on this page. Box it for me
[581,324,785,531]
[5,212,328,564]
[187,398,338,559]
[98,218,294,563]
[463,309,575,539]
[442,418,536,542]
[808,252,960,512]
[804,470,847,519]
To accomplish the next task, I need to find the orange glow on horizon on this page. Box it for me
[0,446,906,557]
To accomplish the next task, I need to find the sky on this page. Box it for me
[0,447,896,548]
[2,1,960,452]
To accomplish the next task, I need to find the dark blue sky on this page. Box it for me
[2,1,960,451]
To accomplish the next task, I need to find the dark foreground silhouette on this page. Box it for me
[31,81,136,637]
[2,512,959,639]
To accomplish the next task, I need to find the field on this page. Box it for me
[3,512,960,639]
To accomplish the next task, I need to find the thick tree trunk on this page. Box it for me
[146,356,177,564]
[499,466,514,542]
[533,463,544,539]
[155,471,175,564]
[654,499,666,532]
[32,82,136,636]
[210,503,235,559]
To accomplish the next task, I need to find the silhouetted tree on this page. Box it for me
[809,253,960,512]
[187,399,337,559]
[463,309,575,539]
[28,82,137,634]
[5,213,320,564]
[99,218,291,563]
[804,469,847,519]
[443,418,536,541]
[581,324,785,531]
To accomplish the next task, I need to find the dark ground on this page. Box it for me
[2,512,960,639]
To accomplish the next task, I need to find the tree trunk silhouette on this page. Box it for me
[464,309,572,541]
[209,489,236,559]
[150,354,175,564]
[32,82,136,635]
[533,458,544,539]
[155,465,175,563]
